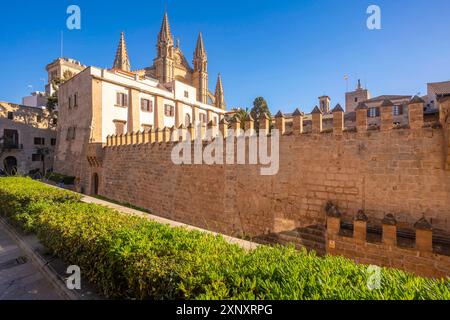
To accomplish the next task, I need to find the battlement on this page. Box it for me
[103,98,450,173]
[326,203,450,278]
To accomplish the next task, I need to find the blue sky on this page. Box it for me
[1,0,449,113]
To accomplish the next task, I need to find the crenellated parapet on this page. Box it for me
[104,98,437,148]
[326,203,450,278]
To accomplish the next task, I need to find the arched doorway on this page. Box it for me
[3,156,17,175]
[92,173,99,195]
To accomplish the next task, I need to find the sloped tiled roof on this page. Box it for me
[365,95,411,103]
[428,80,450,95]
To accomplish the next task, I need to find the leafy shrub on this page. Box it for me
[0,177,449,300]
[0,177,81,231]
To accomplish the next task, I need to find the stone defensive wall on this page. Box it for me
[87,97,450,277]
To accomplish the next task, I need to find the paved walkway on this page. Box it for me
[0,223,63,300]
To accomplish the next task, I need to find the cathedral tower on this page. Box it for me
[112,32,131,72]
[154,12,175,83]
[192,33,208,104]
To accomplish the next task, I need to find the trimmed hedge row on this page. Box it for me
[0,177,449,300]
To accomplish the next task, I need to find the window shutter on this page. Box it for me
[367,109,370,117]
[123,94,128,107]
[140,99,144,111]
[376,108,380,117]
[116,93,121,106]
[399,105,404,115]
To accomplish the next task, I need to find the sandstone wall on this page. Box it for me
[97,126,450,238]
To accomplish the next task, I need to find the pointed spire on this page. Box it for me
[113,32,131,72]
[215,73,225,110]
[158,11,173,44]
[194,32,206,59]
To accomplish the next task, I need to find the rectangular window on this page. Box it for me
[34,137,45,145]
[164,104,175,117]
[68,96,72,109]
[116,92,128,107]
[184,91,189,98]
[199,113,207,124]
[66,127,76,140]
[393,105,403,116]
[7,112,13,120]
[4,129,19,148]
[368,107,380,118]
[51,138,57,146]
[73,92,78,107]
[32,154,44,162]
[141,99,153,112]
[114,121,126,135]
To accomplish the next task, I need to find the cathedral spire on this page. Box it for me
[158,11,173,44]
[194,32,206,59]
[215,73,225,110]
[113,32,131,72]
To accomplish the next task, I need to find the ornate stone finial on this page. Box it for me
[354,209,368,222]
[414,215,432,231]
[325,202,341,218]
[311,106,322,114]
[382,213,397,225]
[332,104,344,113]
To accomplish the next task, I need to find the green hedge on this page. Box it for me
[0,177,449,300]
[0,177,81,231]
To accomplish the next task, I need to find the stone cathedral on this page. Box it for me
[112,11,225,110]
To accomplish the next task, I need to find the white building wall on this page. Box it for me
[101,81,129,141]
[139,92,155,129]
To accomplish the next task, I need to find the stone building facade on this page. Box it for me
[0,102,57,175]
[54,13,227,192]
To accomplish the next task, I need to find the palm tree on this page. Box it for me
[230,107,250,130]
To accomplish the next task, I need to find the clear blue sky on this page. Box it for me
[1,0,450,114]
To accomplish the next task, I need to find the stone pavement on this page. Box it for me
[0,223,63,300]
